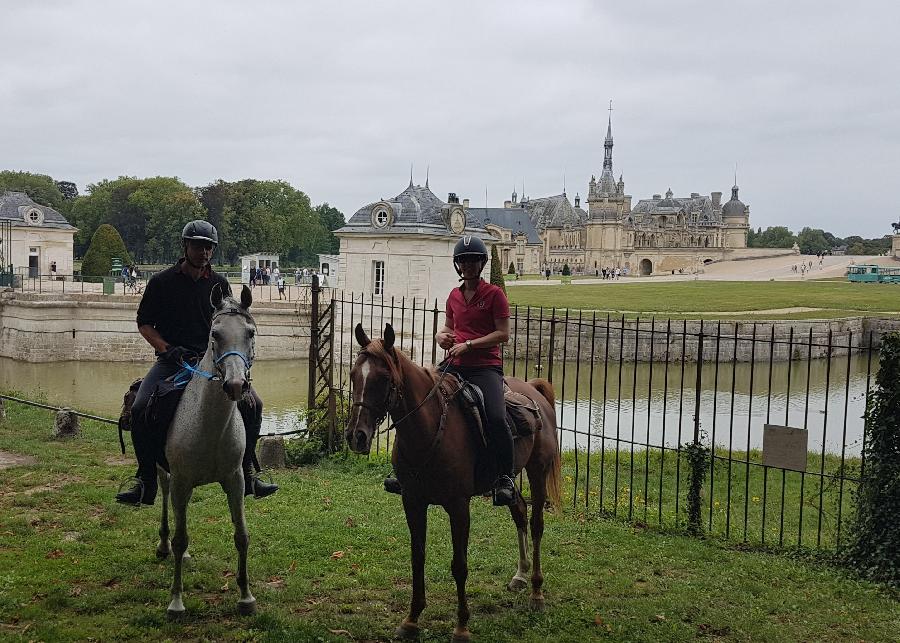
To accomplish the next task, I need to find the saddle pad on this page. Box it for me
[503,385,543,437]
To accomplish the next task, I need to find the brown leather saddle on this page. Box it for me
[455,377,543,446]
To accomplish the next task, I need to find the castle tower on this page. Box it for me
[721,182,750,248]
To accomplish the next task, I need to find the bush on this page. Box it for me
[489,244,506,294]
[508,262,516,275]
[562,263,571,276]
[81,224,131,277]
[844,333,900,586]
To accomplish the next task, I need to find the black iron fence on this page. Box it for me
[324,292,879,553]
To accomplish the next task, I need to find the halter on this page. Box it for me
[180,350,254,382]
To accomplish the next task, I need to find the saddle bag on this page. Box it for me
[504,386,542,437]
[117,378,143,454]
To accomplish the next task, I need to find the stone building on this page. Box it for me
[0,191,76,278]
[483,113,752,275]
[334,179,493,302]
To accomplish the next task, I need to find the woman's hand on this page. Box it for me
[437,331,456,350]
[447,341,470,357]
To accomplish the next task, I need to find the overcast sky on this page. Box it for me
[2,1,897,237]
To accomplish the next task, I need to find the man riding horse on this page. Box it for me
[115,220,278,505]
[384,235,517,505]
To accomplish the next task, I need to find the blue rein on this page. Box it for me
[179,350,253,383]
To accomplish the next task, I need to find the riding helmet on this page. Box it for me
[452,235,489,276]
[181,220,219,245]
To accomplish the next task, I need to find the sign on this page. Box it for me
[762,424,808,472]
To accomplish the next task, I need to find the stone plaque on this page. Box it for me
[763,424,808,472]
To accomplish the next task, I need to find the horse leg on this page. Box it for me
[526,467,547,611]
[166,479,193,620]
[447,499,472,642]
[395,495,427,639]
[156,468,171,559]
[507,490,531,592]
[223,470,256,616]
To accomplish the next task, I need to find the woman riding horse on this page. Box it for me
[384,235,516,505]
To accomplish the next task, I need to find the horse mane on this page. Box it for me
[363,340,438,386]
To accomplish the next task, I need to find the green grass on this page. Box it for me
[507,281,900,319]
[0,402,897,642]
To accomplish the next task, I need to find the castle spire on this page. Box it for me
[425,164,429,189]
[409,163,413,188]
[603,100,614,172]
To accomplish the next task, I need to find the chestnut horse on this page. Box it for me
[345,323,561,642]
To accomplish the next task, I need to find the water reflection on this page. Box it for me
[3,352,875,456]
[0,358,310,436]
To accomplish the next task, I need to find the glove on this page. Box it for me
[160,345,195,366]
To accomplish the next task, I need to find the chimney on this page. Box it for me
[653,194,661,200]
[711,191,722,207]
[504,200,512,208]
[462,198,469,208]
[690,192,700,198]
[447,192,459,204]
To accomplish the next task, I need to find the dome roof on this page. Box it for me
[722,185,746,217]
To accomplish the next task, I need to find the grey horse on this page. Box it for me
[155,284,258,619]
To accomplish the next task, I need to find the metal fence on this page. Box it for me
[323,292,878,552]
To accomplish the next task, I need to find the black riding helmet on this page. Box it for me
[453,235,489,278]
[182,220,219,245]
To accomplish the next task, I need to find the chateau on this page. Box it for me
[475,113,751,276]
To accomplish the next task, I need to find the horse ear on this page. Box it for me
[354,323,370,347]
[240,285,252,310]
[210,283,224,309]
[384,324,395,351]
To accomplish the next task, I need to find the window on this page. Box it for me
[373,260,385,295]
[25,208,43,225]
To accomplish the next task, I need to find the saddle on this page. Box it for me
[455,377,543,446]
[116,365,195,455]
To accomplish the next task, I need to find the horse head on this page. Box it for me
[345,322,398,454]
[210,284,256,402]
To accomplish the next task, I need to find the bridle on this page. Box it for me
[180,310,255,383]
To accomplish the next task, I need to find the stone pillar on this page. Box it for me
[54,408,80,438]
[892,234,900,259]
[257,435,286,469]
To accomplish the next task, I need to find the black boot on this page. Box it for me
[116,476,157,506]
[245,471,279,498]
[492,475,516,507]
[384,477,403,495]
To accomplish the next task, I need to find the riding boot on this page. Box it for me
[491,423,516,507]
[116,466,158,506]
[244,467,279,498]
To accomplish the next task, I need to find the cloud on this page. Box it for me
[1,0,896,237]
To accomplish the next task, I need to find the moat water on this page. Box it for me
[1,354,875,455]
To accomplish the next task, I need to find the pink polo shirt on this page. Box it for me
[445,279,510,368]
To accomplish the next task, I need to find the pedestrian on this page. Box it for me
[277,274,285,300]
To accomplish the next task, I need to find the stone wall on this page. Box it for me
[0,291,312,362]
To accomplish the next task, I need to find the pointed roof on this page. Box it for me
[0,191,76,230]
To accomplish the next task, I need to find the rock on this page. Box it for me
[54,408,80,438]
[257,436,286,469]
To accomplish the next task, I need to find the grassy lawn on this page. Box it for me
[1,402,897,641]
[507,281,900,318]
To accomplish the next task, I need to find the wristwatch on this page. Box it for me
[465,340,473,350]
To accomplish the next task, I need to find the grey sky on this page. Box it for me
[2,1,897,237]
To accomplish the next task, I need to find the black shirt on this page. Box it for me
[136,259,232,354]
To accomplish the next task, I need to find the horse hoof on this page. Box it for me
[393,621,420,639]
[507,577,528,592]
[529,596,545,612]
[166,608,186,621]
[451,627,471,642]
[238,599,257,616]
[155,548,170,560]
[182,551,191,562]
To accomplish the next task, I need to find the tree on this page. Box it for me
[0,171,65,210]
[81,224,132,277]
[489,244,506,294]
[508,262,516,274]
[562,263,571,276]
[796,227,835,255]
[749,226,796,249]
[314,203,346,254]
[56,181,79,200]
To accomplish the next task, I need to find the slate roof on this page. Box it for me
[467,207,542,244]
[630,192,722,226]
[0,191,76,230]
[524,194,585,230]
[335,182,487,237]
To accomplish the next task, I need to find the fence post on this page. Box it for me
[686,328,709,536]
[308,274,319,411]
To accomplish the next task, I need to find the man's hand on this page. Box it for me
[160,345,195,366]
[436,331,456,350]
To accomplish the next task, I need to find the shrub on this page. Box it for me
[844,333,900,586]
[562,263,571,276]
[508,262,516,275]
[81,224,131,277]
[489,244,506,294]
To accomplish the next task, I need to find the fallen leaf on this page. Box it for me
[345,516,355,528]
[330,550,345,560]
[328,629,352,637]
[652,614,666,623]
[45,549,64,559]
[289,560,297,572]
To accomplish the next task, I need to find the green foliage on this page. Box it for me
[796,227,837,255]
[0,170,66,211]
[489,244,506,294]
[684,436,710,536]
[508,262,516,274]
[844,333,900,586]
[284,434,326,466]
[56,181,79,200]
[748,225,796,249]
[80,224,131,277]
[314,202,346,254]
[561,263,571,276]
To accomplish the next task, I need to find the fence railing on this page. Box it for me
[326,293,878,552]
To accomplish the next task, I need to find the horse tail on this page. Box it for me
[529,378,562,510]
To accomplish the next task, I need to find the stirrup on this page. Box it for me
[492,475,517,507]
[246,469,278,498]
[116,477,147,507]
